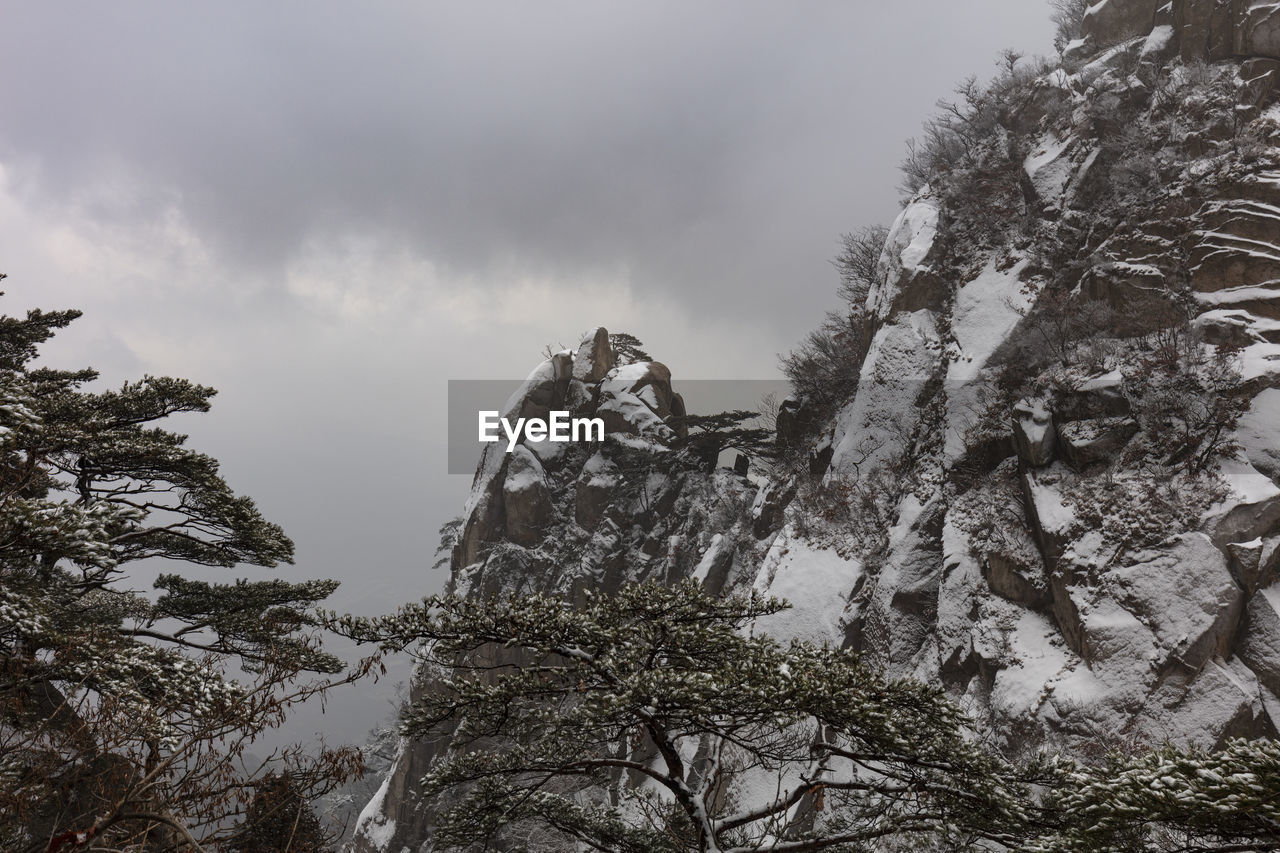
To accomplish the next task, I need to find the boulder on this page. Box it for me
[595,363,679,440]
[1115,533,1244,673]
[776,397,816,448]
[809,436,834,478]
[1023,134,1078,212]
[1013,398,1057,467]
[1058,371,1131,421]
[752,478,797,539]
[1226,536,1280,594]
[1238,0,1280,60]
[670,391,689,438]
[1175,0,1236,60]
[693,534,736,596]
[1058,417,1138,468]
[1138,22,1179,70]
[574,452,618,531]
[509,351,575,426]
[1082,0,1161,46]
[1079,598,1159,667]
[503,446,553,546]
[1238,585,1280,695]
[984,550,1051,609]
[596,394,672,439]
[1203,459,1280,549]
[1238,388,1280,481]
[869,194,944,321]
[572,327,615,384]
[1021,466,1076,568]
[1048,561,1091,658]
[1140,659,1272,748]
[1051,533,1244,671]
[600,361,677,414]
[1196,310,1266,348]
[869,501,945,666]
[1241,57,1280,111]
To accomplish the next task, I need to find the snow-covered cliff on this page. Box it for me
[352,2,1280,848]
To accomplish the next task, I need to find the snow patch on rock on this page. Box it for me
[751,527,862,645]
[830,310,941,478]
[1239,388,1280,481]
[949,258,1033,383]
[868,194,940,320]
[352,740,403,851]
[1024,135,1075,209]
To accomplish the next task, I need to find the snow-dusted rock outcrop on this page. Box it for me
[351,330,757,853]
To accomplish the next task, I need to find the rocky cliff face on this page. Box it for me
[1078,0,1280,61]
[352,3,1280,849]
[351,332,762,851]
[807,0,1280,760]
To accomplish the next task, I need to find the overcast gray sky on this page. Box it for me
[0,1,1053,744]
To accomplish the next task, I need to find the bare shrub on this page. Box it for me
[1050,0,1090,54]
[835,224,890,311]
[779,310,866,426]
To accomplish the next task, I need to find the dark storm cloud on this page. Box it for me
[2,1,1051,332]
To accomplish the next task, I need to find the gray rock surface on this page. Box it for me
[1057,417,1138,468]
[503,446,553,546]
[1013,398,1057,468]
[1238,585,1280,695]
[1083,0,1161,45]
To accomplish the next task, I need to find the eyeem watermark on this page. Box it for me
[448,379,790,474]
[479,411,605,453]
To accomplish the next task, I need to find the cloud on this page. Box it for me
[1,1,1052,345]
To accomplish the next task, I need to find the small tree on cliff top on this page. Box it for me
[335,580,1039,852]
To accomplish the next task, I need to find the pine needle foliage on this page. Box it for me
[1026,739,1280,852]
[610,332,654,367]
[0,284,372,852]
[335,580,1041,852]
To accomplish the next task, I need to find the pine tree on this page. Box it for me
[335,579,1042,852]
[672,409,776,471]
[0,282,372,852]
[610,332,653,366]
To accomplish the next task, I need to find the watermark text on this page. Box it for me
[479,410,605,453]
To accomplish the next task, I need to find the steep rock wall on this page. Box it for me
[750,14,1280,758]
[351,332,758,852]
[1082,0,1280,62]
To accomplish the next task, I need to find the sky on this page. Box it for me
[0,1,1053,745]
